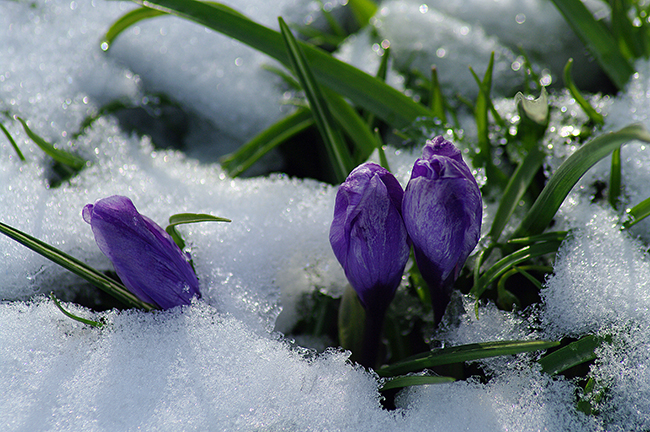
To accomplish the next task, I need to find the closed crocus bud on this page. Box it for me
[329,163,410,316]
[402,137,482,325]
[83,195,200,309]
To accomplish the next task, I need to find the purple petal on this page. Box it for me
[403,138,482,323]
[83,195,200,309]
[330,163,410,313]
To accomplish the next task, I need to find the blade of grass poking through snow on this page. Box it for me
[50,292,104,328]
[622,196,650,229]
[430,66,446,122]
[380,375,455,391]
[220,108,314,177]
[538,335,608,376]
[487,145,546,243]
[469,53,507,188]
[514,124,650,238]
[279,17,353,181]
[563,58,604,125]
[166,213,231,250]
[609,146,622,209]
[470,240,563,300]
[113,0,430,128]
[0,221,156,311]
[549,0,634,89]
[376,340,559,377]
[16,117,86,170]
[0,121,25,161]
[100,6,166,50]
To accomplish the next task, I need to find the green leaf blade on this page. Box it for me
[377,340,559,377]
[278,16,352,182]
[515,124,650,238]
[538,335,605,376]
[549,0,635,89]
[380,375,455,391]
[0,221,156,311]
[17,117,87,170]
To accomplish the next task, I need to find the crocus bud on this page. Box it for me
[402,137,482,325]
[83,195,200,309]
[329,163,410,316]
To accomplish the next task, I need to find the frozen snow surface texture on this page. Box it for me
[3,0,650,430]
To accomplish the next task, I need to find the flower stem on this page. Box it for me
[360,309,386,369]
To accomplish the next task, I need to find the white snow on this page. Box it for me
[3,0,650,430]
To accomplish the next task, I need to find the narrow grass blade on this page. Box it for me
[563,58,604,125]
[377,340,559,377]
[549,0,634,89]
[470,240,563,299]
[622,196,650,229]
[323,87,377,164]
[0,121,25,161]
[430,66,446,122]
[166,213,231,249]
[279,16,352,181]
[117,0,431,128]
[487,146,546,243]
[101,7,165,50]
[538,335,606,376]
[50,292,104,328]
[515,124,650,237]
[16,117,86,170]
[0,221,156,311]
[221,108,314,177]
[507,231,568,245]
[380,375,455,391]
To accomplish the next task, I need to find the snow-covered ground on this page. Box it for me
[2,1,650,430]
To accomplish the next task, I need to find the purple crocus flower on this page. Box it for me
[83,195,200,309]
[402,137,482,325]
[329,163,410,316]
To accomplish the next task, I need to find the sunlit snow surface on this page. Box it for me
[1,0,650,430]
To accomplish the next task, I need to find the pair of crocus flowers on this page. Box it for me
[329,136,482,326]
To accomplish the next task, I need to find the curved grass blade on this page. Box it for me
[538,335,607,376]
[563,58,604,125]
[380,375,455,391]
[487,145,546,243]
[166,213,231,249]
[470,240,563,299]
[377,340,559,377]
[507,231,568,245]
[549,0,634,89]
[622,196,650,229]
[50,292,104,328]
[0,221,156,311]
[279,16,352,182]
[514,124,650,238]
[101,7,166,50]
[0,121,25,161]
[221,108,314,177]
[16,117,86,170]
[117,0,431,128]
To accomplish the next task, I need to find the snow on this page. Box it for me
[2,0,650,430]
